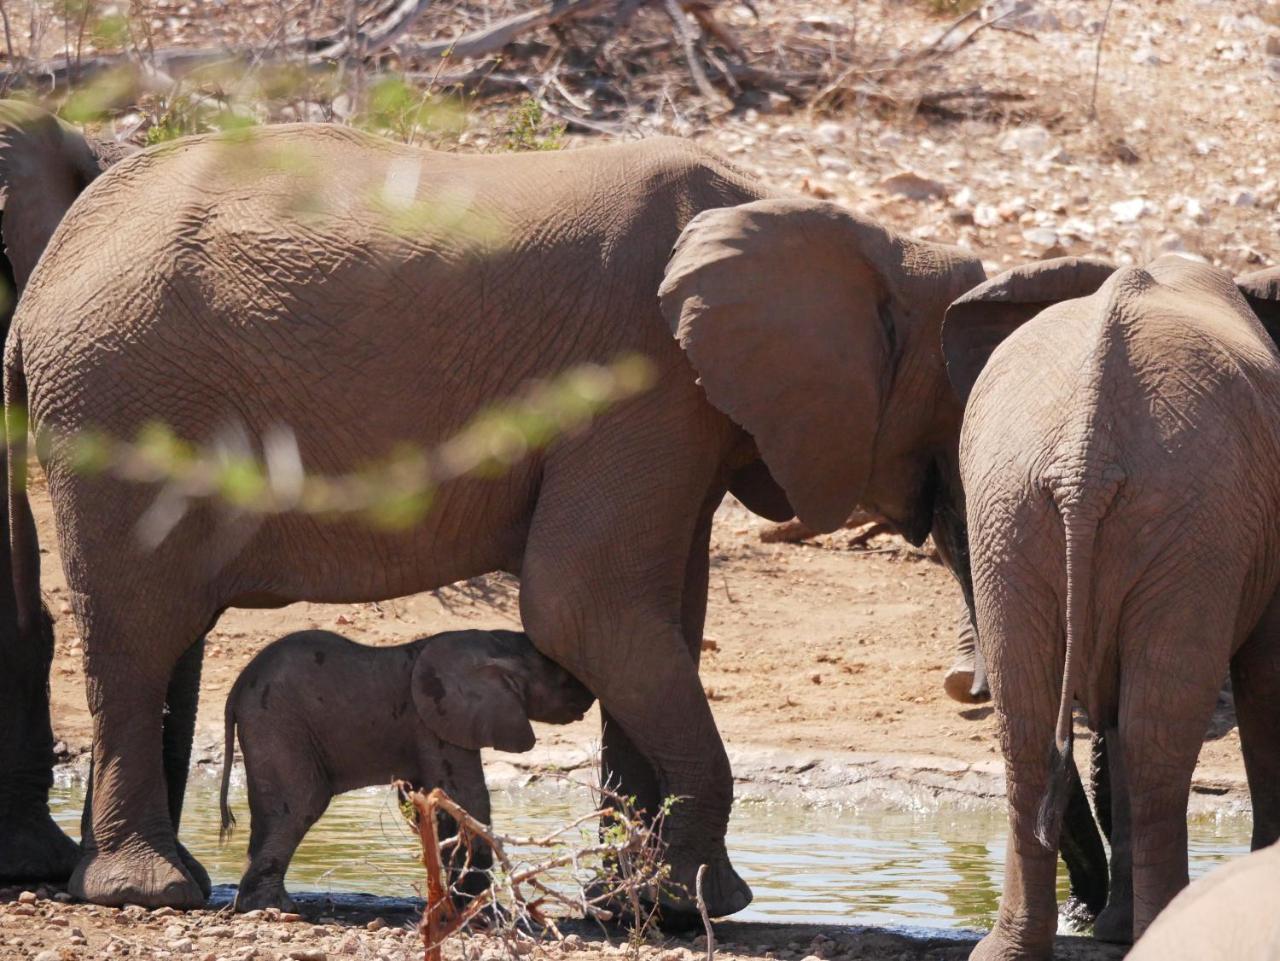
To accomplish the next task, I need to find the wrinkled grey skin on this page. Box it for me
[944,255,1280,961]
[1126,840,1280,961]
[0,100,135,887]
[7,126,987,913]
[219,628,593,912]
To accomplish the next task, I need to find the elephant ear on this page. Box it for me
[411,630,536,754]
[659,198,894,533]
[942,256,1116,404]
[1236,266,1280,353]
[0,100,114,293]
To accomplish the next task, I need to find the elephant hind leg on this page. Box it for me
[1231,600,1280,851]
[1115,602,1234,940]
[236,761,328,913]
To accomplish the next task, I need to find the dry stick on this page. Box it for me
[1089,0,1117,120]
[695,864,715,961]
[314,0,435,61]
[661,0,727,107]
[397,0,615,64]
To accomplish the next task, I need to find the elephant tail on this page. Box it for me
[219,692,238,843]
[1035,483,1116,850]
[4,334,49,648]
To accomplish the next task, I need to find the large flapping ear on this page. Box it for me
[942,257,1116,404]
[411,630,536,754]
[660,198,896,533]
[1236,266,1280,353]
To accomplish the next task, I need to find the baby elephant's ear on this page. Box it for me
[411,631,536,754]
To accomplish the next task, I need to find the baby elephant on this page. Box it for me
[219,628,594,912]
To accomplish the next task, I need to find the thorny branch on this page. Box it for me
[406,777,678,960]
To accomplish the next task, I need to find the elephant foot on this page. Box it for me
[0,810,80,883]
[658,853,752,926]
[944,657,990,705]
[968,926,1052,961]
[1093,902,1134,944]
[176,841,212,900]
[69,839,205,909]
[234,882,297,914]
[1057,894,1097,931]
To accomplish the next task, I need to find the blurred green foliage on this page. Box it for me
[22,356,655,538]
[502,98,565,152]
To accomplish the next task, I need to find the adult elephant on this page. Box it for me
[0,101,131,885]
[943,255,1280,960]
[4,124,986,911]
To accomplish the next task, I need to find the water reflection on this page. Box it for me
[47,777,1250,930]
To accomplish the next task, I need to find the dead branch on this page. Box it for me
[696,864,715,961]
[396,0,616,64]
[315,0,435,60]
[662,0,728,108]
[407,777,674,958]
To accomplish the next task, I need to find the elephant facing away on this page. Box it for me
[6,125,986,913]
[0,101,132,886]
[942,255,1280,961]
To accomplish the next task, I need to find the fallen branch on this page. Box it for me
[314,0,435,61]
[396,0,616,64]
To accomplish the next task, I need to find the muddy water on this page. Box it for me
[48,776,1250,931]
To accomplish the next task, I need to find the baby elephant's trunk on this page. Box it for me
[219,697,237,842]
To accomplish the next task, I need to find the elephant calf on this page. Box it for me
[219,628,594,912]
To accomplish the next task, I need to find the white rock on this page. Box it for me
[170,938,194,953]
[1022,227,1060,249]
[998,125,1052,157]
[33,952,61,961]
[1109,199,1148,223]
[877,170,949,201]
[973,204,1002,228]
[818,154,852,174]
[814,121,845,145]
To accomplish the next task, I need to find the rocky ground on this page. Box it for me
[4,0,1275,957]
[0,890,1129,961]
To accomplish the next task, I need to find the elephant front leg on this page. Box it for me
[73,682,205,909]
[0,606,80,883]
[162,637,211,899]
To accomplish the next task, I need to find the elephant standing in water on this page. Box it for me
[0,102,132,885]
[3,125,989,912]
[943,255,1280,961]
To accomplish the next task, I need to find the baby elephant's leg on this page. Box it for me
[236,760,331,913]
[420,743,493,904]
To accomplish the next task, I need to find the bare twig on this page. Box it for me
[397,0,614,64]
[696,864,715,961]
[662,0,728,107]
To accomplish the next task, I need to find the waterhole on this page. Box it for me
[48,776,1250,931]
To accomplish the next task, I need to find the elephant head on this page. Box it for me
[941,255,1118,405]
[659,197,986,544]
[411,630,593,753]
[0,100,128,318]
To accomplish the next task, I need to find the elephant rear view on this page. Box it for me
[943,255,1280,960]
[0,101,131,885]
[8,123,986,912]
